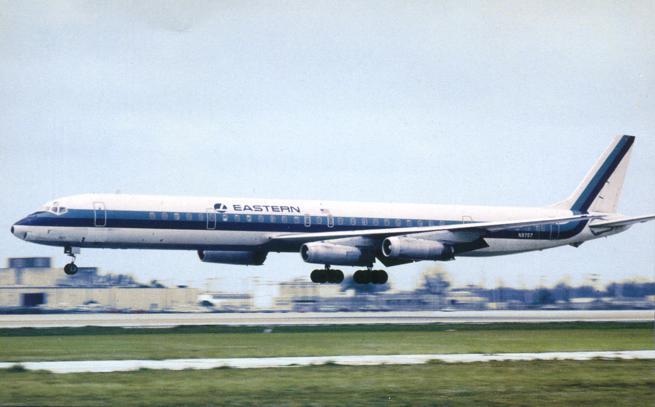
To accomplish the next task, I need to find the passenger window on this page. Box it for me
[161,212,169,220]
[149,212,156,220]
[234,214,241,222]
[258,215,265,223]
[372,218,379,226]
[362,218,368,226]
[281,215,287,223]
[417,220,423,226]
[315,216,322,225]
[304,214,311,227]
[293,216,301,224]
[350,218,357,226]
[337,217,344,225]
[395,219,402,227]
[270,215,276,223]
[173,213,180,221]
[222,214,229,222]
[186,213,193,221]
[384,219,390,226]
[406,219,413,226]
[246,215,252,222]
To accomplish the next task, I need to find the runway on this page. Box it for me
[1,350,653,373]
[0,310,651,328]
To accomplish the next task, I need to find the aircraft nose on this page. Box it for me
[11,221,27,240]
[11,224,20,239]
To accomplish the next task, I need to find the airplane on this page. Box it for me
[11,135,655,284]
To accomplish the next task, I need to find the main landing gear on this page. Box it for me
[310,266,344,284]
[353,267,388,285]
[63,246,79,275]
[309,266,389,285]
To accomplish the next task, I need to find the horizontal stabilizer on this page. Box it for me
[589,214,655,229]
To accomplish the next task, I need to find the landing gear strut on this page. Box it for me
[63,246,79,275]
[310,265,344,284]
[353,267,388,285]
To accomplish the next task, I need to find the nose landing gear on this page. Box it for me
[63,246,79,275]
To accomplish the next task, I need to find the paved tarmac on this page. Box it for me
[1,350,653,373]
[0,310,651,328]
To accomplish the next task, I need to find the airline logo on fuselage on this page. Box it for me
[215,203,301,213]
[214,203,228,212]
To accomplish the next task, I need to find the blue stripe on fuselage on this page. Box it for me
[15,209,585,241]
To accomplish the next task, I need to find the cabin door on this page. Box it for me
[206,210,217,230]
[93,202,107,227]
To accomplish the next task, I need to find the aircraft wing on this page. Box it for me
[589,214,655,229]
[270,214,594,244]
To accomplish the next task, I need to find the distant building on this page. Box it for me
[275,278,350,311]
[446,288,487,310]
[0,257,199,312]
[198,293,254,311]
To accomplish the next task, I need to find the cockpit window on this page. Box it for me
[42,201,67,215]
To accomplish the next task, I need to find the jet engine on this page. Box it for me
[300,242,373,266]
[381,237,454,261]
[197,250,267,265]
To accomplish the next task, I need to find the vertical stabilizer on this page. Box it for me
[553,135,635,213]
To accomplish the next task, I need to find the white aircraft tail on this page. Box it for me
[553,135,635,213]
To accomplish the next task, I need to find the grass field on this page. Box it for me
[1,359,654,406]
[0,322,651,362]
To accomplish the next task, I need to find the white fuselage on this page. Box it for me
[11,193,612,262]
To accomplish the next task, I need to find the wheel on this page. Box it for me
[310,269,327,283]
[372,270,388,284]
[310,269,320,283]
[64,263,78,275]
[328,269,344,284]
[353,269,372,284]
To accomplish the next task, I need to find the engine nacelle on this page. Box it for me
[300,242,373,266]
[381,237,454,261]
[197,250,267,265]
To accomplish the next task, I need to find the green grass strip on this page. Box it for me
[1,360,653,406]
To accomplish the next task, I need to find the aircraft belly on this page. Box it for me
[105,228,271,248]
[459,238,568,257]
[24,226,272,250]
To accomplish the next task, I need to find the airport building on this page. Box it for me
[198,292,254,311]
[0,257,199,312]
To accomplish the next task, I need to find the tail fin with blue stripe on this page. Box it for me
[553,135,635,213]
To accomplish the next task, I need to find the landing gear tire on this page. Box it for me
[63,246,79,276]
[311,269,326,283]
[353,269,372,284]
[371,269,388,285]
[64,263,78,275]
[327,269,344,284]
[311,268,343,284]
[354,269,387,284]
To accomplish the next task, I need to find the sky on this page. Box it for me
[1,1,654,302]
